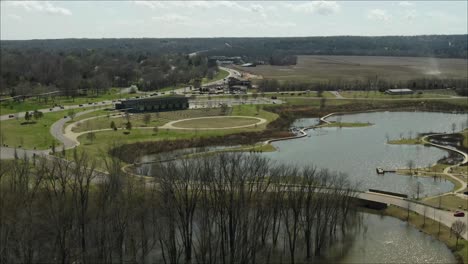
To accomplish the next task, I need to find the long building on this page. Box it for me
[115,96,189,112]
[384,88,414,95]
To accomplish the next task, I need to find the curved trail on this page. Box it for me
[160,116,266,130]
[420,134,468,199]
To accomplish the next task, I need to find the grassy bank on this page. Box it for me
[396,169,463,193]
[424,194,468,211]
[383,205,468,264]
[387,137,423,145]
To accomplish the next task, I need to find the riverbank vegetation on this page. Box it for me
[387,137,423,145]
[0,153,359,264]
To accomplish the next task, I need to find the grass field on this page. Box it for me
[424,194,468,211]
[72,108,228,133]
[202,69,229,84]
[0,109,85,149]
[68,105,279,163]
[339,91,451,99]
[462,130,468,148]
[239,55,468,83]
[71,127,263,167]
[387,137,422,145]
[172,117,260,129]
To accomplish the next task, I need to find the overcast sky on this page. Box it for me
[1,1,467,40]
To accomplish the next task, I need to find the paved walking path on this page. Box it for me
[419,134,468,200]
[160,116,267,130]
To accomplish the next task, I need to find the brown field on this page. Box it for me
[238,55,468,83]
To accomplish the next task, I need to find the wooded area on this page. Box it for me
[0,153,358,264]
[0,50,216,97]
[1,35,466,96]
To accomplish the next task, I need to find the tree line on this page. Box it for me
[0,152,359,264]
[257,78,468,93]
[0,47,217,97]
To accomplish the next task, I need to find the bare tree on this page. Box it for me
[412,181,424,199]
[407,159,415,174]
[451,220,466,248]
[143,113,151,126]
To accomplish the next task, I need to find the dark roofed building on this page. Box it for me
[115,96,189,112]
[384,88,414,95]
[227,77,251,88]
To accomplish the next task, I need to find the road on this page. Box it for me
[172,66,240,94]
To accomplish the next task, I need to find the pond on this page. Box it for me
[263,111,467,197]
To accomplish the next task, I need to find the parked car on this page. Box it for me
[60,106,65,109]
[271,96,277,99]
[454,211,465,217]
[8,114,15,118]
[49,108,53,111]
[79,104,83,107]
[64,116,68,118]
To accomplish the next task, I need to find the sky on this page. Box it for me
[1,1,467,40]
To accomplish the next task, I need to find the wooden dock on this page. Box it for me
[376,168,396,174]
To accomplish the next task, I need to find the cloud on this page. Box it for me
[9,1,71,16]
[398,1,414,7]
[367,9,391,21]
[133,1,164,10]
[286,1,341,15]
[403,10,417,21]
[152,14,190,24]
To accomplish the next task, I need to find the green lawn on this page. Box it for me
[172,117,259,129]
[462,130,468,148]
[202,69,229,84]
[68,105,279,164]
[339,91,451,99]
[0,109,85,149]
[387,137,422,145]
[71,127,261,166]
[72,108,227,133]
[424,194,468,211]
[283,98,352,106]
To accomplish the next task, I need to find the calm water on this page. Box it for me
[337,212,456,264]
[263,111,467,197]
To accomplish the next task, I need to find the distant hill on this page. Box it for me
[1,35,467,59]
